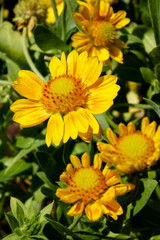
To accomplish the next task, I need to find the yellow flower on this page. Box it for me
[56,153,135,221]
[71,0,130,64]
[97,117,160,174]
[10,50,120,147]
[42,0,64,23]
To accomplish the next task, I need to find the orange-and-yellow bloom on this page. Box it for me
[42,0,64,23]
[72,0,130,64]
[97,117,160,174]
[10,50,120,147]
[56,153,135,221]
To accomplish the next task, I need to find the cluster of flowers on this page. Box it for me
[10,0,160,222]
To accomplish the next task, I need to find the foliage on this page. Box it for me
[0,0,160,239]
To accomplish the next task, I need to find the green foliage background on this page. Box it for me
[0,0,160,239]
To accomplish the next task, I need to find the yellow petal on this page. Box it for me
[81,56,103,87]
[105,171,120,186]
[45,112,64,147]
[60,172,69,183]
[111,11,127,25]
[49,54,66,78]
[67,50,78,76]
[114,183,135,196]
[115,18,130,29]
[13,70,44,100]
[79,108,100,134]
[145,121,156,138]
[85,201,103,221]
[91,47,110,62]
[141,117,149,133]
[88,75,120,114]
[106,128,118,145]
[78,126,93,142]
[56,189,79,203]
[11,100,51,127]
[70,155,82,168]
[63,112,78,142]
[118,123,128,136]
[109,45,123,63]
[100,187,116,203]
[66,163,74,175]
[93,154,102,170]
[99,2,113,19]
[67,201,84,217]
[82,153,90,167]
[127,122,136,134]
[68,109,89,133]
[101,200,123,220]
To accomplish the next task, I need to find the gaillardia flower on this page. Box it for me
[72,0,130,63]
[56,153,135,221]
[10,51,120,147]
[42,0,64,23]
[97,117,160,174]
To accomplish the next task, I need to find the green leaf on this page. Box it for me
[15,136,35,149]
[39,202,54,223]
[140,67,155,84]
[132,179,157,216]
[35,151,63,183]
[25,198,36,220]
[2,233,20,240]
[148,0,160,45]
[10,197,27,226]
[0,21,27,68]
[34,25,70,53]
[5,212,19,231]
[150,45,160,66]
[7,58,20,82]
[45,215,82,240]
[143,97,160,118]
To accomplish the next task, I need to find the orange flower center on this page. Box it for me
[41,75,88,114]
[92,20,116,47]
[116,132,155,162]
[68,167,107,203]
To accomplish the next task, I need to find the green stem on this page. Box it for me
[51,0,58,22]
[0,80,13,85]
[61,2,66,41]
[68,216,81,230]
[22,27,45,81]
[0,1,4,26]
[109,103,152,110]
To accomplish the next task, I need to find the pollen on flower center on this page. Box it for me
[68,167,107,203]
[41,75,88,113]
[92,21,116,47]
[117,132,155,161]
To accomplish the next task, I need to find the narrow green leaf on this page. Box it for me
[148,0,160,45]
[132,179,157,216]
[5,212,19,231]
[143,97,160,118]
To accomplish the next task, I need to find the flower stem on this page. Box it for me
[68,216,81,230]
[0,80,13,85]
[22,27,45,81]
[51,0,58,22]
[0,1,4,26]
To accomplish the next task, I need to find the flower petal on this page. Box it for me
[85,201,103,221]
[93,154,102,170]
[11,99,51,127]
[49,53,66,78]
[56,189,79,203]
[67,201,84,217]
[70,155,82,168]
[45,112,64,147]
[87,75,120,114]
[13,70,44,100]
[82,153,90,167]
[109,45,123,63]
